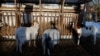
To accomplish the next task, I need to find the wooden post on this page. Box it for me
[14,0,20,28]
[39,0,42,22]
[60,0,65,25]
[39,0,42,36]
[18,3,21,26]
[0,3,2,36]
[60,0,65,35]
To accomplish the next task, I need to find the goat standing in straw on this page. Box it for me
[42,21,60,56]
[15,21,39,53]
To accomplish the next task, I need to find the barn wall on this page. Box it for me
[0,10,78,40]
[0,1,79,40]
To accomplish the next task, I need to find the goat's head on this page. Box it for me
[34,22,39,26]
[50,21,57,29]
[77,22,86,29]
[66,22,74,30]
[32,21,39,28]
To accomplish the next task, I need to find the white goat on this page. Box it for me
[15,22,39,53]
[76,22,94,45]
[91,22,100,45]
[42,29,60,56]
[70,22,94,45]
[72,21,100,45]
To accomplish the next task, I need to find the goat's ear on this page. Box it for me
[32,20,39,25]
[31,21,34,25]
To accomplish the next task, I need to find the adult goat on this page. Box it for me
[69,21,100,45]
[86,21,100,45]
[15,21,39,53]
[68,22,93,45]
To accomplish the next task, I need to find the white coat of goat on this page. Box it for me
[76,22,94,45]
[70,22,94,45]
[15,22,39,53]
[42,29,60,56]
[91,22,100,45]
[76,21,100,45]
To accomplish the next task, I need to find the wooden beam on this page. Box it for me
[0,0,92,4]
[18,3,21,26]
[14,0,20,28]
[59,0,65,36]
[0,2,1,24]
[39,0,42,36]
[60,0,65,24]
[39,0,42,16]
[0,7,76,13]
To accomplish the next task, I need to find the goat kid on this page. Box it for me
[42,29,60,56]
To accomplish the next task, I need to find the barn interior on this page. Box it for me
[0,0,100,56]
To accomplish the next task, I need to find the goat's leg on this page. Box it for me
[29,39,36,47]
[16,35,19,52]
[31,34,37,47]
[34,40,36,47]
[16,40,19,52]
[47,49,50,56]
[93,28,96,45]
[43,45,46,56]
[29,34,32,47]
[93,34,96,45]
[29,40,31,47]
[19,42,23,54]
[34,34,37,47]
[77,35,81,45]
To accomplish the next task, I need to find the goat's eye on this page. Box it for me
[86,27,88,29]
[89,27,91,30]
